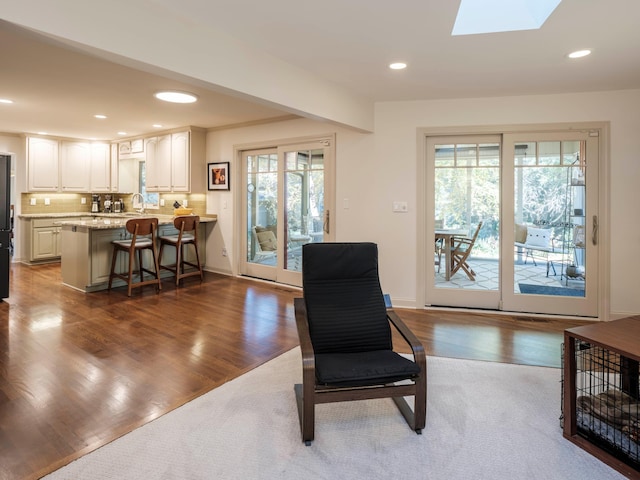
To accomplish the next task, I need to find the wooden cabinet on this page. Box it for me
[110,144,119,192]
[171,131,190,192]
[27,137,59,191]
[144,129,206,193]
[28,137,114,193]
[60,141,90,192]
[30,217,77,261]
[145,134,172,191]
[89,143,112,192]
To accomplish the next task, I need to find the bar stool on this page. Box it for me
[158,215,204,286]
[108,217,162,296]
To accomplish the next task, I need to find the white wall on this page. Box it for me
[205,89,640,317]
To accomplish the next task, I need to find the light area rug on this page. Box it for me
[44,348,626,480]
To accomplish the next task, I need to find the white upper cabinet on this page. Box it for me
[145,129,205,192]
[60,141,90,192]
[27,137,59,191]
[145,134,171,192]
[171,131,190,192]
[89,143,112,192]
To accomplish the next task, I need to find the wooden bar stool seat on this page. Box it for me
[108,217,162,296]
[158,215,204,286]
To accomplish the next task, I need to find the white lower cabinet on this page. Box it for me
[31,218,76,261]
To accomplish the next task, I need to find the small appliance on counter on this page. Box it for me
[103,194,112,213]
[91,194,101,213]
[113,198,122,213]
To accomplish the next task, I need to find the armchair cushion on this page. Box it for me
[315,350,421,387]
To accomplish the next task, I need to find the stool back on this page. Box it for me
[126,217,158,243]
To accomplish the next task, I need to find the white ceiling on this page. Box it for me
[1,0,639,141]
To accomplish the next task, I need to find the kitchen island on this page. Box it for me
[59,214,216,292]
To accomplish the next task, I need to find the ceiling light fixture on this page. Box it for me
[568,49,592,59]
[0,98,13,104]
[94,114,107,119]
[154,91,198,104]
[117,131,127,136]
[389,62,407,70]
[152,124,163,128]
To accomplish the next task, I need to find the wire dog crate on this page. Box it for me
[563,318,640,479]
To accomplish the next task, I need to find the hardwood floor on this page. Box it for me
[0,263,592,480]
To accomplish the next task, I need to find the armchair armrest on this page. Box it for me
[294,297,316,381]
[387,308,426,368]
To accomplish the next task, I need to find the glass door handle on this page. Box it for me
[592,215,598,245]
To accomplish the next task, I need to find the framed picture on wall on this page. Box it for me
[208,162,230,190]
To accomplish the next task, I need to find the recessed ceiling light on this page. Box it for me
[94,114,107,119]
[568,49,592,59]
[37,131,48,135]
[152,124,163,128]
[389,62,407,70]
[0,98,13,104]
[154,91,198,103]
[117,131,127,136]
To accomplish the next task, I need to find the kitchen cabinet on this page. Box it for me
[28,137,114,193]
[145,134,172,191]
[27,137,59,191]
[110,144,119,192]
[60,141,90,192]
[144,128,206,193]
[30,217,78,262]
[89,142,112,192]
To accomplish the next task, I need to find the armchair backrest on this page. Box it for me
[302,242,392,355]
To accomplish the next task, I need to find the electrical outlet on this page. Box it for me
[44,198,51,206]
[30,198,37,206]
[222,248,227,257]
[81,197,86,205]
[160,199,165,207]
[182,199,188,207]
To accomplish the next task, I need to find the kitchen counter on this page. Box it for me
[59,214,215,292]
[57,214,217,230]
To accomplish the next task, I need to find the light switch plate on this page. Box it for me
[44,198,50,206]
[392,201,408,213]
[30,198,37,205]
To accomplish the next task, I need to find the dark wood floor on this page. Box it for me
[0,263,592,480]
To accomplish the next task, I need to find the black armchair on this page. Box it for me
[294,242,426,445]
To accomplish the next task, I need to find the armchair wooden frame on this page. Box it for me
[293,297,427,446]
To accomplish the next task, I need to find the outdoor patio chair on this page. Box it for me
[449,221,483,281]
[293,242,427,445]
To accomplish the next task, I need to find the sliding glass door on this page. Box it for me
[425,130,599,317]
[240,139,334,287]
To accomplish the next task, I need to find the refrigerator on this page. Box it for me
[0,154,10,299]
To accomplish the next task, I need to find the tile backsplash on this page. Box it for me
[21,193,207,216]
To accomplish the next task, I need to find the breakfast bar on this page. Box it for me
[58,214,217,292]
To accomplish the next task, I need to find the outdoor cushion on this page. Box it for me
[256,230,277,251]
[525,227,551,249]
[515,223,528,244]
[314,350,420,387]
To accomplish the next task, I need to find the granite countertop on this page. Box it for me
[19,212,217,230]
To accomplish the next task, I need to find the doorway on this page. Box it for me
[239,137,334,287]
[423,127,600,317]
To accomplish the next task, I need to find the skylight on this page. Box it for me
[452,0,562,36]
